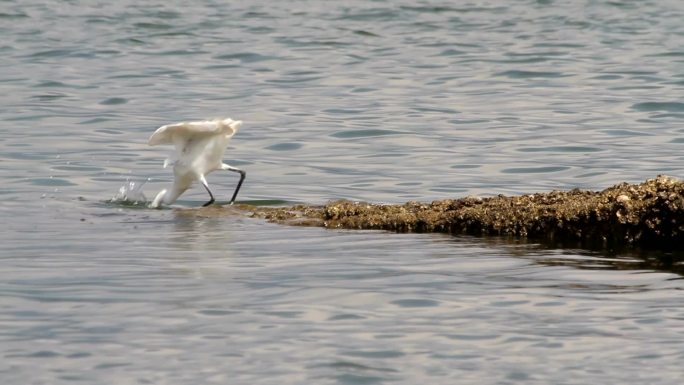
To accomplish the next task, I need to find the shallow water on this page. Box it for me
[2,0,684,384]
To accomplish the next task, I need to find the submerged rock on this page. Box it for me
[251,175,684,250]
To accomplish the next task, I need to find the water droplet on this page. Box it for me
[112,179,148,205]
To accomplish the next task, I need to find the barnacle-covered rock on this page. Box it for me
[250,176,684,250]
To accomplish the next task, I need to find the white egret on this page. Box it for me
[148,118,246,208]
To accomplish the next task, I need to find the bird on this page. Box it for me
[147,118,246,208]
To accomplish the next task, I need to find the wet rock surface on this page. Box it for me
[249,175,684,250]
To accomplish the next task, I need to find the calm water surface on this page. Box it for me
[2,0,684,384]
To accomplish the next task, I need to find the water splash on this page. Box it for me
[111,179,149,206]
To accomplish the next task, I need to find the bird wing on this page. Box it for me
[148,118,242,146]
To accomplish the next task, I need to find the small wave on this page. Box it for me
[496,70,569,78]
[502,166,570,174]
[631,102,684,112]
[331,129,404,138]
[265,142,303,151]
[99,97,128,106]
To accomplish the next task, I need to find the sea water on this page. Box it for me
[2,1,684,384]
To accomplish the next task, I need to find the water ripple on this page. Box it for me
[331,129,404,138]
[632,101,684,112]
[496,70,570,78]
[3,1,684,384]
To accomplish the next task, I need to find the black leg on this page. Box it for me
[229,170,246,204]
[201,176,215,207]
[221,164,247,205]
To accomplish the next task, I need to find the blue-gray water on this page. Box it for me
[2,1,684,384]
